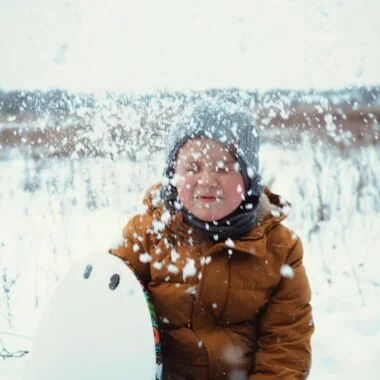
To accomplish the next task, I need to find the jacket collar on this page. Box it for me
[206,188,289,257]
[143,184,290,257]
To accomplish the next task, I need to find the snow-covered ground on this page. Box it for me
[1,142,379,379]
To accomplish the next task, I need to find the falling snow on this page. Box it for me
[183,259,197,280]
[139,253,152,263]
[225,239,235,248]
[168,264,179,274]
[280,264,294,279]
[0,89,379,380]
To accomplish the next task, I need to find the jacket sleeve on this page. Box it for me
[250,238,314,379]
[108,215,151,285]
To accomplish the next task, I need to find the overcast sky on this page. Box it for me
[0,0,379,93]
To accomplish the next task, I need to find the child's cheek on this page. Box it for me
[221,175,246,202]
[176,175,195,205]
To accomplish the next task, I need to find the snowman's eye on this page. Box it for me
[83,265,93,279]
[109,274,120,290]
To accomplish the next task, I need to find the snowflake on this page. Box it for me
[139,253,151,263]
[168,264,179,274]
[225,238,235,248]
[280,264,294,278]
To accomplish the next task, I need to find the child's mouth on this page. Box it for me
[196,195,218,203]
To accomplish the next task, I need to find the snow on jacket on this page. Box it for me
[109,184,314,379]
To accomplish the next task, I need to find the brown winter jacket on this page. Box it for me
[109,184,314,379]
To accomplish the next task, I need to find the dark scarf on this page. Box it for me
[181,194,260,241]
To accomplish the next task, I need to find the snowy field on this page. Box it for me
[0,141,379,379]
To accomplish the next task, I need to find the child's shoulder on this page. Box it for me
[122,183,168,235]
[265,222,300,255]
[255,188,301,256]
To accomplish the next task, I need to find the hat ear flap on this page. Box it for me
[160,164,180,211]
[248,174,264,197]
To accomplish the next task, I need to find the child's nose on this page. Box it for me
[197,169,217,186]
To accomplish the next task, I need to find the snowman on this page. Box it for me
[24,253,162,380]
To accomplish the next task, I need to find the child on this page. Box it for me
[109,100,314,379]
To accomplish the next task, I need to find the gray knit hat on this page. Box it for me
[162,98,263,200]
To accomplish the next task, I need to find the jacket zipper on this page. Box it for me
[190,242,209,330]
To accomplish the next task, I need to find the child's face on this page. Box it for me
[174,138,245,222]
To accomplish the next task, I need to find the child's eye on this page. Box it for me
[186,163,199,173]
[215,166,229,173]
[215,161,229,173]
